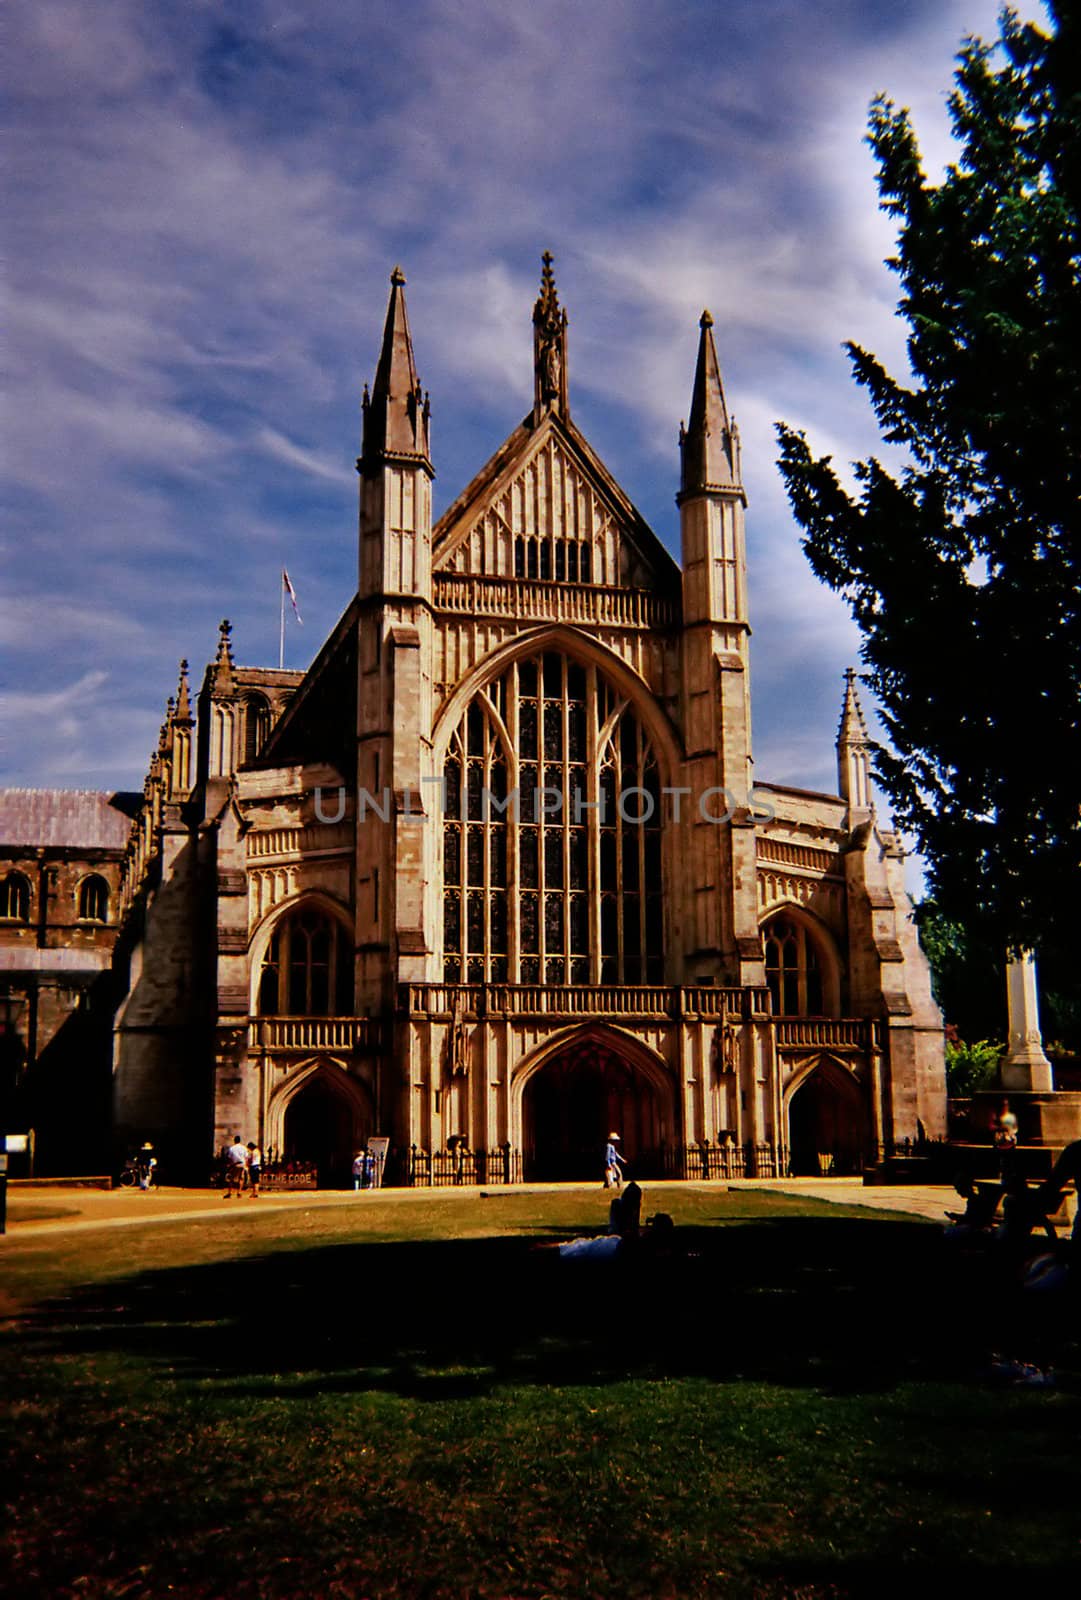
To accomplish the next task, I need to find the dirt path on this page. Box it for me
[2,1175,954,1241]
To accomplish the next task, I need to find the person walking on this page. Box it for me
[246,1141,262,1198]
[604,1132,626,1191]
[352,1151,366,1192]
[223,1134,248,1199]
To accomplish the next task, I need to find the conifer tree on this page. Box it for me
[776,1,1080,957]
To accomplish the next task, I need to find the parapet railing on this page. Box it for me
[250,1017,389,1052]
[434,573,677,630]
[773,1018,883,1051]
[400,983,773,1020]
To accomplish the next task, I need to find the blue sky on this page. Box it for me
[3,0,1042,854]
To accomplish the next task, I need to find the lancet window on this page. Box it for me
[763,913,824,1015]
[78,874,109,922]
[242,693,271,763]
[257,905,353,1015]
[442,651,664,985]
[0,872,31,922]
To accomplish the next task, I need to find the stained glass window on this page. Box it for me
[441,652,664,984]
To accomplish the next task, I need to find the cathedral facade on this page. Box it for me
[104,259,945,1184]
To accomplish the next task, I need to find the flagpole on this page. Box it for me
[279,572,285,671]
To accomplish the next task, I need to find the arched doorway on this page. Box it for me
[522,1035,672,1182]
[787,1059,867,1176]
[279,1065,370,1187]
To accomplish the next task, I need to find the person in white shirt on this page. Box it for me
[224,1135,248,1199]
[246,1142,262,1198]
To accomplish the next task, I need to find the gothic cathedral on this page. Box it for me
[106,259,945,1184]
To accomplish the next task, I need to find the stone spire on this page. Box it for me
[211,620,235,697]
[532,250,569,422]
[362,266,431,466]
[679,310,741,495]
[837,668,873,814]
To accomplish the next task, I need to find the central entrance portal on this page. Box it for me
[522,1036,672,1182]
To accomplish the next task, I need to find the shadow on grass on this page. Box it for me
[10,1214,1047,1402]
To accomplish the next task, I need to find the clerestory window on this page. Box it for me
[442,651,663,986]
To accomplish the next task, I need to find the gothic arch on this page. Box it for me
[513,1024,678,1181]
[512,1022,673,1103]
[437,638,671,985]
[264,1055,373,1155]
[760,901,843,1016]
[784,1053,868,1176]
[432,625,683,782]
[248,890,354,1014]
[782,1051,863,1102]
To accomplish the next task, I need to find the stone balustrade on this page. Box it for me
[434,573,677,630]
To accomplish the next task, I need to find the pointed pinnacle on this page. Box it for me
[391,264,406,285]
[837,668,870,745]
[175,659,192,721]
[534,250,561,324]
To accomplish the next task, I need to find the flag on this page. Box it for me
[282,569,303,624]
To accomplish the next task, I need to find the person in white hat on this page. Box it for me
[604,1132,626,1191]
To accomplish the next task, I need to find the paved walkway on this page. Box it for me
[2,1176,957,1242]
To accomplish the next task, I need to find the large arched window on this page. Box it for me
[442,650,664,985]
[78,874,109,922]
[0,872,31,922]
[257,905,353,1015]
[763,913,824,1016]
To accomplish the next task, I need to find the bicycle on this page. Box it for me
[117,1158,156,1189]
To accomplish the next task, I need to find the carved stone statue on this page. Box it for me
[541,338,561,400]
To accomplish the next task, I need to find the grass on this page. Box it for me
[2,1186,1078,1598]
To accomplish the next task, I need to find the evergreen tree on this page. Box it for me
[776,2,1080,959]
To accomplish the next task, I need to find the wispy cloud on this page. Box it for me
[255,428,355,487]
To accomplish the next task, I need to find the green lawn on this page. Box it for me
[2,1188,1077,1598]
